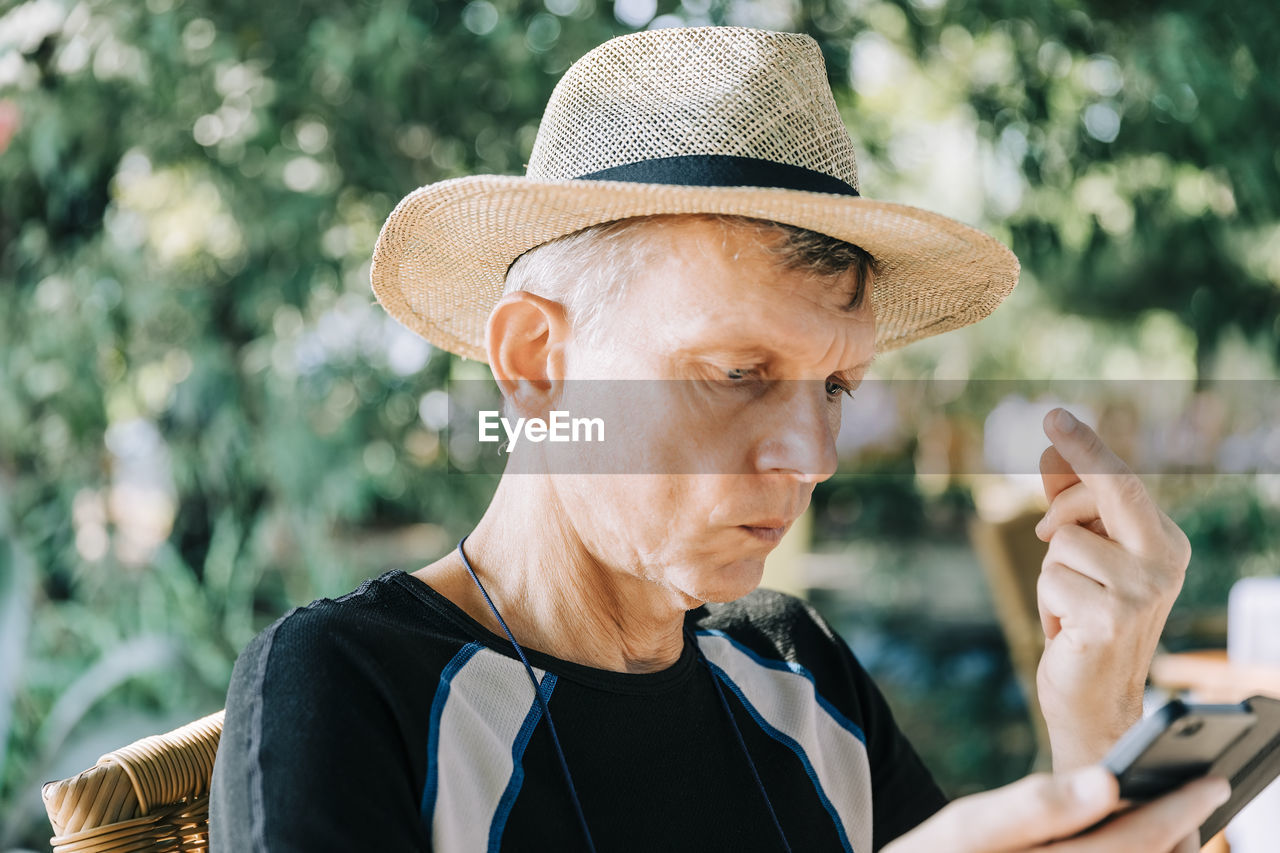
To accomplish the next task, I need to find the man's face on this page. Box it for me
[542,216,877,607]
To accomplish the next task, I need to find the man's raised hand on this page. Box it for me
[1034,407,1193,769]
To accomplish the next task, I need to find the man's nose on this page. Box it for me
[751,381,839,483]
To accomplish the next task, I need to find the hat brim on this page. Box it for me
[370,174,1020,363]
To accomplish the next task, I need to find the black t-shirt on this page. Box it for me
[209,569,948,852]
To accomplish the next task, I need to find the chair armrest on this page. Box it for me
[42,709,225,838]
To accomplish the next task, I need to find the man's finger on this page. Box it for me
[1042,408,1161,554]
[1171,831,1202,853]
[1043,522,1183,608]
[898,767,1119,853]
[1042,775,1230,852]
[1037,559,1106,640]
[1042,525,1127,589]
[1040,444,1081,505]
[1036,481,1108,541]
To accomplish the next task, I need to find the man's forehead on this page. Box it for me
[668,338,878,371]
[653,216,873,311]
[662,307,877,369]
[614,215,877,361]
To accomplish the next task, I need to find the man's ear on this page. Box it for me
[484,290,570,413]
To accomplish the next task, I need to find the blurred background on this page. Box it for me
[2,0,1279,848]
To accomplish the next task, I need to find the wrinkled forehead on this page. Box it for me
[663,300,876,373]
[615,221,877,362]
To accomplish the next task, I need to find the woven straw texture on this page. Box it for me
[371,25,1020,363]
[41,710,224,852]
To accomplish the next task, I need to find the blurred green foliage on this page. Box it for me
[2,0,1278,846]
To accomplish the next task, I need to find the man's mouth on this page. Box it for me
[738,521,790,542]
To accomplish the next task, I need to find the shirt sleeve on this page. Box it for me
[797,601,950,851]
[208,605,429,852]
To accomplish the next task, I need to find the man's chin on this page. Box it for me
[679,558,768,606]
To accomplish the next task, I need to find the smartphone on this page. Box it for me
[1099,694,1280,844]
[1102,698,1256,800]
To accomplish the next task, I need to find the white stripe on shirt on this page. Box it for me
[696,628,874,853]
[424,644,554,852]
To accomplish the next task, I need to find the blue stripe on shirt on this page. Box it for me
[487,672,558,852]
[420,641,485,826]
[702,657,856,853]
[696,627,867,744]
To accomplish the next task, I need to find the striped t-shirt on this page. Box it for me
[209,569,947,851]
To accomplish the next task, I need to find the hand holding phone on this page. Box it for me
[1099,694,1280,844]
[883,766,1228,853]
[884,695,1280,853]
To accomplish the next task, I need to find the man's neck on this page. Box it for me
[416,475,696,674]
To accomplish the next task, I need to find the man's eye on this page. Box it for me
[724,367,758,381]
[825,379,855,399]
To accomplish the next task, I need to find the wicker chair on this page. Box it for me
[967,505,1054,769]
[41,710,224,852]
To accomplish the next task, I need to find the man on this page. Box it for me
[209,25,1227,851]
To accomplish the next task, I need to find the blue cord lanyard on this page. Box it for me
[456,535,792,853]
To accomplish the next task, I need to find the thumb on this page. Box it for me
[886,766,1119,853]
[1172,832,1202,853]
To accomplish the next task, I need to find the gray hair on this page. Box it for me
[501,213,877,348]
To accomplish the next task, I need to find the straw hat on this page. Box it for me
[370,25,1020,362]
